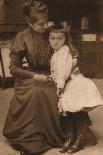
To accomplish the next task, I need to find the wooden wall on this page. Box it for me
[0,0,103,32]
[0,0,26,32]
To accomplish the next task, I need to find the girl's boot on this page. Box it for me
[59,134,75,153]
[67,135,84,154]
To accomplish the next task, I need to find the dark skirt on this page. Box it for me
[3,78,96,154]
[3,78,65,153]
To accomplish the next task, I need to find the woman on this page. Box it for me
[3,1,96,155]
[3,1,65,155]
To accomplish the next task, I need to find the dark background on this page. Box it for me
[0,0,103,32]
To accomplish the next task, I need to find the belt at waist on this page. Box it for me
[31,70,50,75]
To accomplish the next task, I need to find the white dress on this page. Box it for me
[51,45,103,113]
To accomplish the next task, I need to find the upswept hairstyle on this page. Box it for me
[22,0,48,22]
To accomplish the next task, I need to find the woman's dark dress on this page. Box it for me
[3,28,65,153]
[3,28,96,154]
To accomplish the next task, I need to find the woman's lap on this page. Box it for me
[3,79,65,153]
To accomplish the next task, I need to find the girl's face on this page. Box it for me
[49,32,66,51]
[29,16,48,33]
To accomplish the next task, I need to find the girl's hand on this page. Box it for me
[57,80,65,90]
[33,74,48,82]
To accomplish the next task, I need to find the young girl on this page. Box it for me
[49,23,103,154]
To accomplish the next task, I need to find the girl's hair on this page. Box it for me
[22,0,48,22]
[49,22,70,44]
[49,22,79,58]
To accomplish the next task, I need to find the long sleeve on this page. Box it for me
[51,45,72,89]
[10,32,34,79]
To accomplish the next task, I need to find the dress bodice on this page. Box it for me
[28,30,51,71]
[10,28,52,79]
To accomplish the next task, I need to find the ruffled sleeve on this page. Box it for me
[10,32,34,79]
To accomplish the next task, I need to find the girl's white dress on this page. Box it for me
[51,45,103,113]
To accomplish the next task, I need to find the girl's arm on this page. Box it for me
[56,46,72,89]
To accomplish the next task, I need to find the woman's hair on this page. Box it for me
[22,0,48,22]
[49,22,70,44]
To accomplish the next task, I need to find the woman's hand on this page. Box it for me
[33,74,48,82]
[57,88,64,96]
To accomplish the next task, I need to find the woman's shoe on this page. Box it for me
[67,135,84,154]
[20,151,30,155]
[20,152,41,155]
[59,135,75,153]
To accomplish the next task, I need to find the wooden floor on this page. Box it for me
[0,78,103,155]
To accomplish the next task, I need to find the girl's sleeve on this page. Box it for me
[56,47,72,89]
[10,32,34,79]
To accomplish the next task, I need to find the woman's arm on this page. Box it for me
[10,32,49,82]
[10,32,34,79]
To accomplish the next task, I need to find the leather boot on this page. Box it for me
[59,134,75,153]
[67,135,84,154]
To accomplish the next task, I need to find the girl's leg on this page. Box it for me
[65,113,75,136]
[59,113,75,153]
[76,112,97,146]
[67,112,89,154]
[76,112,89,137]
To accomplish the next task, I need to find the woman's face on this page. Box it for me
[30,16,48,33]
[49,32,66,51]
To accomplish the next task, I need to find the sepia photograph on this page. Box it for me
[0,0,103,155]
